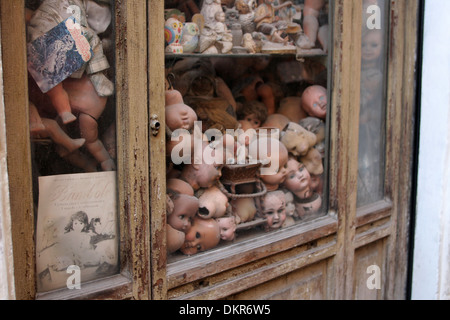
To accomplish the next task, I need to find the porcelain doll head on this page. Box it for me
[300,147,324,176]
[167,190,199,232]
[283,190,297,218]
[196,186,229,219]
[282,157,312,200]
[261,190,287,231]
[167,178,195,196]
[295,193,322,220]
[237,100,268,129]
[361,29,383,69]
[231,197,257,223]
[180,217,221,255]
[167,224,185,254]
[216,216,237,241]
[281,122,317,157]
[165,102,198,132]
[262,114,290,132]
[301,85,327,120]
[248,137,289,191]
[179,142,224,191]
[309,173,324,195]
[85,0,112,35]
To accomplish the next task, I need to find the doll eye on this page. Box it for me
[195,232,201,239]
[313,103,318,108]
[196,245,202,251]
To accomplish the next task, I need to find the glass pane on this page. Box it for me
[164,0,331,258]
[25,0,119,292]
[357,0,387,207]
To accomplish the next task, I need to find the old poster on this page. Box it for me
[36,171,118,292]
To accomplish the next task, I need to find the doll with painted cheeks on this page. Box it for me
[260,190,287,231]
[282,157,313,200]
[165,89,198,133]
[216,216,237,241]
[180,217,221,255]
[167,189,199,233]
[237,100,268,129]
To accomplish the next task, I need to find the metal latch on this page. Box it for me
[150,114,161,136]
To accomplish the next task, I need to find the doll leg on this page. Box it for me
[56,146,98,172]
[46,83,77,124]
[40,118,85,153]
[29,101,46,134]
[78,112,116,171]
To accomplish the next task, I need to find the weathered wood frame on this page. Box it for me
[0,0,418,300]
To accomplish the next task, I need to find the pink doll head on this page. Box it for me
[282,157,312,200]
[261,190,287,231]
[230,197,257,223]
[180,217,221,255]
[262,113,290,132]
[216,216,237,241]
[361,29,383,68]
[301,85,327,119]
[165,102,198,132]
[295,192,322,220]
[167,190,199,233]
[300,147,324,176]
[197,186,229,219]
[167,224,185,254]
[167,178,195,196]
[283,190,297,218]
[280,122,317,157]
[248,137,289,191]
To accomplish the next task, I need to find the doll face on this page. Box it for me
[361,30,383,64]
[244,113,261,129]
[198,186,229,219]
[168,194,199,232]
[165,103,197,132]
[295,193,322,219]
[180,217,221,255]
[194,162,224,189]
[217,216,237,241]
[301,85,327,119]
[167,224,186,254]
[283,158,312,199]
[257,140,289,190]
[281,122,317,157]
[262,192,287,230]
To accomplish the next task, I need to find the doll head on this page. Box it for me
[282,157,312,200]
[283,190,297,218]
[197,186,229,219]
[180,217,221,255]
[281,122,317,157]
[231,197,257,223]
[167,178,195,196]
[248,137,289,191]
[237,100,268,129]
[361,29,383,68]
[261,190,287,231]
[300,147,324,176]
[216,216,237,241]
[165,102,198,132]
[167,190,199,232]
[309,173,324,195]
[295,192,322,220]
[262,114,290,132]
[301,85,327,120]
[179,142,224,191]
[167,224,186,254]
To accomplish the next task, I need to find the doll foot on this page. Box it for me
[100,159,116,171]
[59,112,77,124]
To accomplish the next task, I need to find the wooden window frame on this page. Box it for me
[0,0,418,300]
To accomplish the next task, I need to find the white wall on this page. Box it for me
[411,0,450,300]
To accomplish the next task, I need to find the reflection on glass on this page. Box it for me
[25,0,118,292]
[164,0,331,259]
[357,0,386,206]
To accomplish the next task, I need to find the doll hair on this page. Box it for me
[237,100,268,124]
[64,211,90,233]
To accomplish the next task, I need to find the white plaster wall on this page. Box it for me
[411,0,450,300]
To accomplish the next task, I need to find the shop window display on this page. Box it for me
[164,0,331,258]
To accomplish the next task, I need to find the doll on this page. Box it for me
[181,22,200,53]
[300,147,323,176]
[179,142,224,191]
[200,0,225,27]
[260,190,287,231]
[196,186,229,219]
[248,137,289,191]
[235,0,257,34]
[301,0,326,49]
[29,101,85,154]
[262,113,290,132]
[237,100,268,129]
[242,33,258,54]
[167,189,199,233]
[27,0,114,124]
[254,0,292,44]
[167,178,195,196]
[283,189,297,220]
[167,224,186,254]
[281,157,312,200]
[230,197,257,224]
[280,122,317,157]
[216,216,237,241]
[180,217,221,255]
[301,85,328,120]
[232,75,277,115]
[165,88,198,133]
[294,192,322,220]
